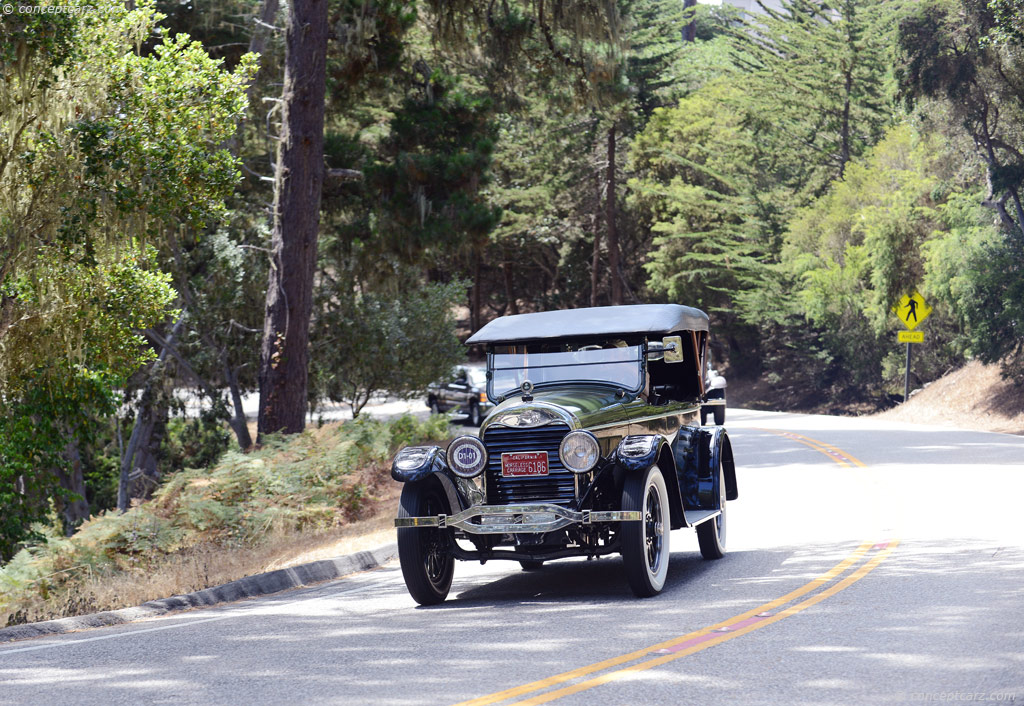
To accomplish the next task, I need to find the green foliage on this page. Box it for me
[369,75,501,260]
[0,0,258,546]
[630,80,774,317]
[0,367,117,559]
[987,0,1024,43]
[310,279,467,417]
[730,0,896,198]
[924,194,1024,382]
[777,124,982,396]
[897,0,1024,378]
[487,100,601,311]
[0,414,449,620]
[69,33,258,234]
[160,401,232,474]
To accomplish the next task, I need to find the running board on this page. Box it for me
[684,508,722,527]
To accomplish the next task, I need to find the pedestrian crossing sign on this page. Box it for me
[893,291,932,330]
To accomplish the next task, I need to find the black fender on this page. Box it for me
[674,426,738,512]
[391,445,467,513]
[615,435,687,530]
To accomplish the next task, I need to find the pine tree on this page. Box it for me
[730,0,895,198]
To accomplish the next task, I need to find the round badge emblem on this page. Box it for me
[448,436,488,478]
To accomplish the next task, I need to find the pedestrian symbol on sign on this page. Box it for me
[892,291,932,330]
[904,298,918,323]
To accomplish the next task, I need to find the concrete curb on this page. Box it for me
[0,543,398,644]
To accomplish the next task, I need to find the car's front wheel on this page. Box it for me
[397,480,455,605]
[621,465,670,597]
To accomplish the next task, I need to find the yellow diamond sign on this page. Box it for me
[892,291,932,330]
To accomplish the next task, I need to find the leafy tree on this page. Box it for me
[369,70,502,331]
[780,124,970,397]
[0,0,257,536]
[897,0,1024,243]
[897,0,1024,380]
[0,254,175,557]
[309,280,466,418]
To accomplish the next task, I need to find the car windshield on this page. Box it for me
[489,342,644,398]
[466,368,487,386]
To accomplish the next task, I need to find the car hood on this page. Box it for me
[481,385,633,433]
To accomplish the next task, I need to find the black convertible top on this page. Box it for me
[466,304,709,345]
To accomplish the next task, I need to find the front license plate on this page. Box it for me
[501,451,549,477]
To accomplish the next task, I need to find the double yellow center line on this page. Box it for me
[452,429,893,706]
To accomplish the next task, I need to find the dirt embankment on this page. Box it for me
[730,359,1023,435]
[870,360,1024,435]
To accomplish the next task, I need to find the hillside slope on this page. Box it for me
[871,360,1024,435]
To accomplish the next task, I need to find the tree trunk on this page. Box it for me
[838,68,853,179]
[225,364,254,450]
[55,436,90,533]
[591,161,602,307]
[503,256,519,315]
[133,400,167,499]
[119,316,184,513]
[682,0,697,43]
[470,244,483,332]
[257,0,328,439]
[605,126,623,305]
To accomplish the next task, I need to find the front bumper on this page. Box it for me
[395,503,642,534]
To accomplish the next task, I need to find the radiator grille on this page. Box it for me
[483,424,575,505]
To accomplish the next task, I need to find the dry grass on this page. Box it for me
[2,481,405,626]
[1,415,448,626]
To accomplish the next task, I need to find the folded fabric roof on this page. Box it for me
[466,304,709,345]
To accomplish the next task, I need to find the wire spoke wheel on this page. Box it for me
[621,465,670,597]
[397,481,455,605]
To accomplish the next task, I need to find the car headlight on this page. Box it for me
[393,446,435,473]
[559,431,600,474]
[447,436,488,478]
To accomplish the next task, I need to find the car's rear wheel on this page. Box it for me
[700,407,708,425]
[696,462,727,560]
[713,405,725,426]
[397,480,454,605]
[621,465,670,597]
[466,401,482,427]
[428,398,441,415]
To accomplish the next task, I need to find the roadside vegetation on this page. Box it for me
[0,414,450,626]
[1,0,1022,615]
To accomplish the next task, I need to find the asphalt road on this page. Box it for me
[2,409,1023,706]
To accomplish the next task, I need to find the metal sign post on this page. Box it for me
[893,294,931,404]
[904,341,912,403]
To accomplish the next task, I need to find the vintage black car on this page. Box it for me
[392,304,738,604]
[426,365,492,426]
